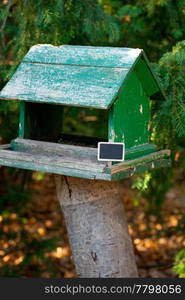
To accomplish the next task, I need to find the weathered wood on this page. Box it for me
[0,141,171,180]
[0,144,11,149]
[141,52,166,100]
[111,71,150,148]
[0,156,102,180]
[0,45,164,109]
[111,158,171,181]
[19,102,25,138]
[134,57,158,97]
[109,149,171,174]
[125,143,157,160]
[0,149,105,172]
[12,138,98,161]
[0,45,167,175]
[12,138,158,161]
[12,138,170,170]
[23,44,142,68]
[0,61,129,109]
[0,149,171,180]
[55,175,138,278]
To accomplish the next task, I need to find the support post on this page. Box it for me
[55,175,138,278]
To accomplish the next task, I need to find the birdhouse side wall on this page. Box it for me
[134,57,159,98]
[108,71,151,150]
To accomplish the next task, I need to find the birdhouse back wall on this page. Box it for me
[19,101,109,144]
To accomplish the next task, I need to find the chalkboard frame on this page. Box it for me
[97,142,125,162]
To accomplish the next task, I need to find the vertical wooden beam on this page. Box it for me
[55,175,138,278]
[19,102,25,138]
[107,107,114,168]
[108,106,114,143]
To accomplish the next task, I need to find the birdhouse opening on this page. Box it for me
[60,106,108,147]
[20,102,108,148]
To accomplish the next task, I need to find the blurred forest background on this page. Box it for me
[0,0,185,278]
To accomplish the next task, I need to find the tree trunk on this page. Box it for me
[55,175,138,278]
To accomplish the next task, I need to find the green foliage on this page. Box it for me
[133,169,173,214]
[0,182,30,213]
[132,41,185,214]
[100,0,185,60]
[173,249,185,278]
[0,101,19,143]
[0,172,61,278]
[154,41,185,147]
[0,0,120,143]
[132,172,152,193]
[0,0,120,61]
[0,233,59,277]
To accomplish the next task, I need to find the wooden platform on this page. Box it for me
[0,139,171,181]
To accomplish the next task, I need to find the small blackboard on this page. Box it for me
[97,142,125,162]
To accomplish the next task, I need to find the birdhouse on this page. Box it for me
[0,45,170,180]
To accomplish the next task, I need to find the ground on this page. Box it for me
[0,171,184,278]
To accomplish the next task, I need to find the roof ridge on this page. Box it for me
[22,60,130,69]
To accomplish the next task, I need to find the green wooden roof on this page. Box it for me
[0,45,163,109]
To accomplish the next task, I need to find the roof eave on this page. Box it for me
[141,52,167,101]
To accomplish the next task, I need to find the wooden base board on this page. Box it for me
[0,139,171,181]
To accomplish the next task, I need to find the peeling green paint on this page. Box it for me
[0,45,169,181]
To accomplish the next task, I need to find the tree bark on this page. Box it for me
[55,175,138,278]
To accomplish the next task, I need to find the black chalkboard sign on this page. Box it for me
[97,142,125,162]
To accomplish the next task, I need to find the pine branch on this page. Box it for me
[0,0,14,48]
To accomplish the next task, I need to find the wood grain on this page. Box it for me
[0,44,164,109]
[0,62,129,109]
[55,175,138,277]
[12,138,98,161]
[23,44,142,68]
[0,139,171,180]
